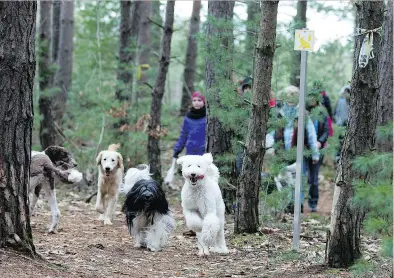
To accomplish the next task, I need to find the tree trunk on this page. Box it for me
[289,1,307,87]
[147,1,175,183]
[116,0,133,102]
[38,0,57,150]
[136,0,152,98]
[38,0,52,92]
[327,0,384,268]
[151,1,163,57]
[377,1,393,152]
[0,1,36,254]
[246,0,260,54]
[52,1,61,65]
[235,0,279,234]
[53,1,74,126]
[206,0,235,213]
[180,0,201,116]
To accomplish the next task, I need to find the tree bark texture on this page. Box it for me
[180,0,201,116]
[148,1,175,183]
[38,0,57,150]
[205,0,235,213]
[289,1,307,87]
[235,0,279,234]
[327,0,384,268]
[116,0,133,102]
[136,0,152,96]
[53,1,74,124]
[151,1,163,58]
[0,2,37,254]
[246,0,260,54]
[38,0,52,92]
[51,1,61,66]
[377,1,393,152]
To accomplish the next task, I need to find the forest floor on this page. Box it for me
[1,165,392,278]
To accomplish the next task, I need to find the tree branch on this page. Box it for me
[147,17,165,29]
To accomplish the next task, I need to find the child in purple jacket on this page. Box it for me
[173,91,206,158]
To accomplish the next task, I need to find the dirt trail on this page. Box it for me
[2,172,389,278]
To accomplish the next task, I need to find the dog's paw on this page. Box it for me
[134,242,147,248]
[198,250,210,257]
[98,214,106,221]
[147,245,160,252]
[95,205,105,214]
[47,228,57,234]
[103,218,113,225]
[213,246,229,254]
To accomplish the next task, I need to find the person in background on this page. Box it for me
[306,94,330,212]
[334,85,350,163]
[173,91,206,159]
[334,85,350,127]
[272,85,320,213]
[313,81,334,137]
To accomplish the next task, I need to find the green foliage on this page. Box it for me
[352,123,393,258]
[350,258,376,278]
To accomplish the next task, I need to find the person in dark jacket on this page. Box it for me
[305,96,329,212]
[173,91,206,158]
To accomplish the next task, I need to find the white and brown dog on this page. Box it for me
[95,144,124,225]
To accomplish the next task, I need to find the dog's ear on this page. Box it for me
[202,153,213,165]
[96,152,103,166]
[117,153,124,169]
[176,156,185,166]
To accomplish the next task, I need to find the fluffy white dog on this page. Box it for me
[95,144,124,225]
[120,165,176,252]
[177,153,228,256]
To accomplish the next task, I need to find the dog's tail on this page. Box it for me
[108,143,121,152]
[120,166,152,194]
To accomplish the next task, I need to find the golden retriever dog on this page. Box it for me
[95,144,124,225]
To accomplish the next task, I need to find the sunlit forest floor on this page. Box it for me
[2,164,392,278]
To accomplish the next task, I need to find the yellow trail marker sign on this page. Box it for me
[294,29,314,51]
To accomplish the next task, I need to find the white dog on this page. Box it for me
[95,144,124,225]
[120,165,176,252]
[177,153,228,256]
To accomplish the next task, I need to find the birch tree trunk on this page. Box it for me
[377,1,393,152]
[53,1,74,127]
[327,0,384,267]
[290,1,307,87]
[147,1,175,183]
[0,1,36,254]
[235,0,279,234]
[180,0,201,116]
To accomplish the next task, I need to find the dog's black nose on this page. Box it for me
[144,194,153,200]
[191,173,196,177]
[105,167,110,171]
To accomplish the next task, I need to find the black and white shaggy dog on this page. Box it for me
[30,146,82,233]
[120,165,176,252]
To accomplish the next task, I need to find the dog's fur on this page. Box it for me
[120,165,176,252]
[30,146,82,233]
[177,153,228,256]
[95,144,124,225]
